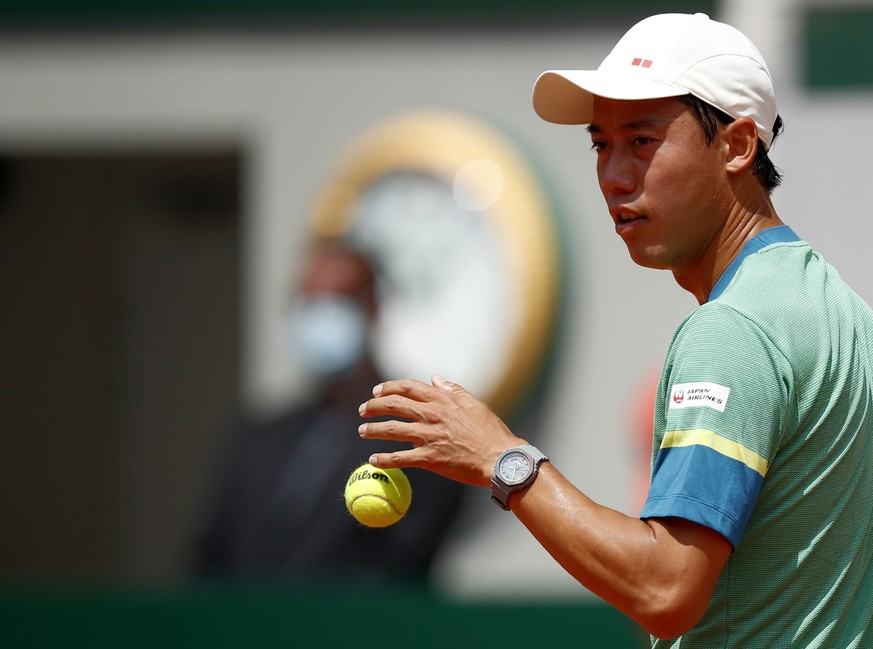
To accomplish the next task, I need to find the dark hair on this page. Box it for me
[676,94,784,193]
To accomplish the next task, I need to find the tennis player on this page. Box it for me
[359,13,872,647]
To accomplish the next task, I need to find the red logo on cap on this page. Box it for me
[673,389,685,404]
[631,58,653,68]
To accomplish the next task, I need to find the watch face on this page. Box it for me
[348,170,513,398]
[498,451,532,485]
[308,110,562,418]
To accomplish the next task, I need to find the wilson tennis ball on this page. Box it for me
[345,463,412,528]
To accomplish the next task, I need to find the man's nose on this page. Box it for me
[598,153,637,197]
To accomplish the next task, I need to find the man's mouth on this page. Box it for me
[612,209,647,235]
[613,209,646,224]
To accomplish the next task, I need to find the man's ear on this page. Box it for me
[723,117,758,174]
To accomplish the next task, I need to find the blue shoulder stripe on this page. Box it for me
[662,429,769,477]
[641,438,766,548]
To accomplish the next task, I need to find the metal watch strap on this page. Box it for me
[490,444,549,511]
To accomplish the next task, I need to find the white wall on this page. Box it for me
[1,0,870,598]
[724,0,873,307]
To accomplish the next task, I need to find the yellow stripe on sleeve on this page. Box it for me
[661,429,770,477]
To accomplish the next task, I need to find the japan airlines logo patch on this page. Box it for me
[669,382,730,413]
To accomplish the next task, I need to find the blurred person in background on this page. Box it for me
[196,240,466,584]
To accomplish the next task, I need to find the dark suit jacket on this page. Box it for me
[197,400,468,584]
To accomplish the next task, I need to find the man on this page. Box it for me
[198,242,466,583]
[357,13,872,647]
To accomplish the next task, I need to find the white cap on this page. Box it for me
[532,13,778,149]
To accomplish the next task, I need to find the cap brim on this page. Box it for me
[532,70,688,125]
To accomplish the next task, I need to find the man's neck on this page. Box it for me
[674,197,783,304]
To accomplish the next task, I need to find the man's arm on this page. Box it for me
[358,375,731,639]
[513,463,731,638]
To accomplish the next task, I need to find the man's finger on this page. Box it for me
[358,391,422,420]
[372,377,446,400]
[358,419,419,442]
[368,447,426,470]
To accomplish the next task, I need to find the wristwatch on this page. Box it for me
[491,444,549,510]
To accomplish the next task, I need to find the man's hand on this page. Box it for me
[358,374,521,487]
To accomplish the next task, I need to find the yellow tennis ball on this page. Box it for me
[345,463,412,528]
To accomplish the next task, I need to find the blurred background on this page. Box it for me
[1,0,871,646]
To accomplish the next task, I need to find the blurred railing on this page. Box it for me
[0,582,647,648]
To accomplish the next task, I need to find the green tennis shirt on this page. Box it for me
[642,227,873,647]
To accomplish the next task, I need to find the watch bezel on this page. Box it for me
[491,444,548,510]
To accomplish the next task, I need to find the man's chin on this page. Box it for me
[625,245,669,271]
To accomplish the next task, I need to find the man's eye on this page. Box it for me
[590,141,608,153]
[633,137,654,146]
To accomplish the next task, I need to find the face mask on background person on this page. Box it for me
[286,295,369,379]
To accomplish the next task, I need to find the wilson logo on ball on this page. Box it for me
[347,468,390,486]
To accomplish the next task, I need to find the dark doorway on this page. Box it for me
[0,150,242,584]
